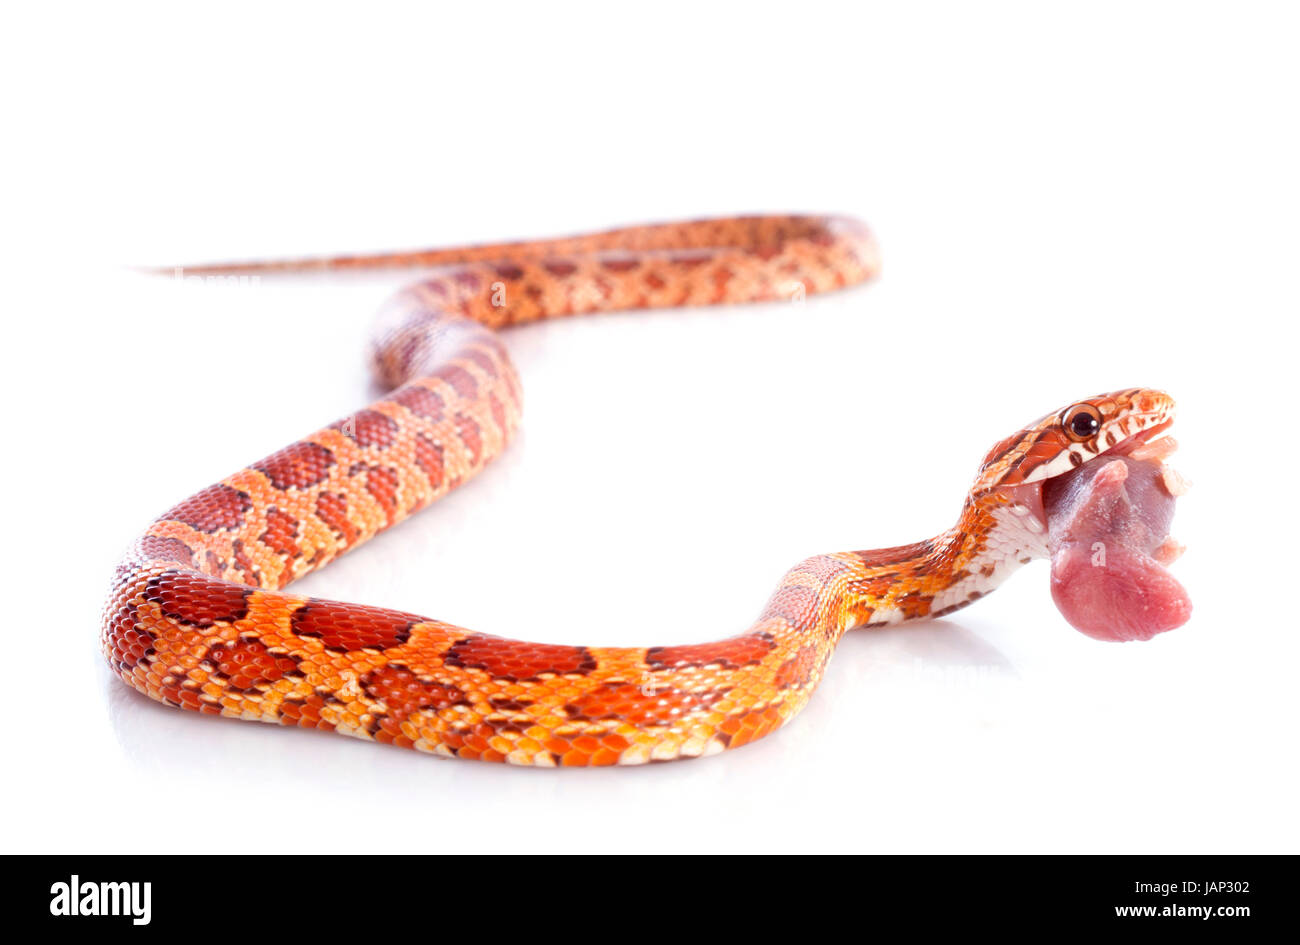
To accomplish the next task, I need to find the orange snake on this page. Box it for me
[102,215,1181,766]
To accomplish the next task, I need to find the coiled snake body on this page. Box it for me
[103,216,1176,765]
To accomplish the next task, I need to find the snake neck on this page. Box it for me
[840,493,1052,630]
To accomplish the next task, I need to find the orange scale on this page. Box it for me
[338,709,366,731]
[588,748,622,766]
[512,735,543,754]
[173,688,202,710]
[523,725,553,743]
[544,736,573,756]
[486,735,515,755]
[600,733,631,752]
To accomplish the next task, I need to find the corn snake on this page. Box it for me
[102,215,1183,766]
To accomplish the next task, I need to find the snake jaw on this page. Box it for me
[973,389,1178,496]
[991,480,1050,534]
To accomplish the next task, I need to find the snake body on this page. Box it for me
[103,216,1174,765]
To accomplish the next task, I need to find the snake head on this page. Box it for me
[970,388,1190,642]
[972,388,1176,496]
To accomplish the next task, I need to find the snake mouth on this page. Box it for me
[1041,417,1191,642]
[1107,417,1177,461]
[998,419,1182,532]
[1088,416,1189,519]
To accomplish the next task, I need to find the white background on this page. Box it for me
[3,2,1297,853]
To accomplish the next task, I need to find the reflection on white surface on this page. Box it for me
[98,614,1027,844]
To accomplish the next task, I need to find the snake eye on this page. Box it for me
[1062,403,1102,441]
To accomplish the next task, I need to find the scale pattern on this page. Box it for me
[102,215,1169,765]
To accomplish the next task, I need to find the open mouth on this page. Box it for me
[1108,417,1177,461]
[1039,418,1192,642]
